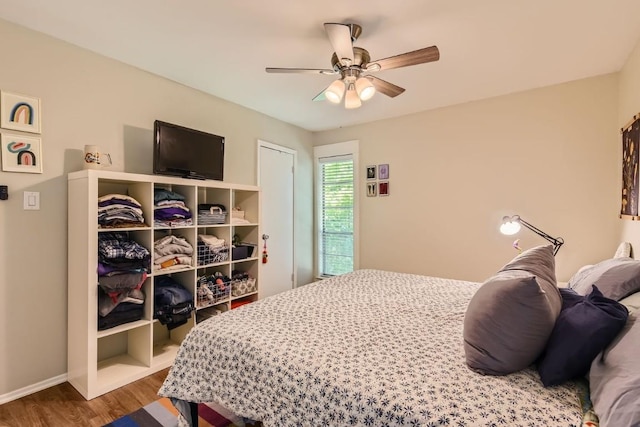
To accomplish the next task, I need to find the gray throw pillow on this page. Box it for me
[463,245,562,375]
[589,313,640,427]
[568,257,640,301]
[499,244,557,287]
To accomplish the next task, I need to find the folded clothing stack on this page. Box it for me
[153,234,194,272]
[97,231,150,330]
[98,194,145,228]
[154,188,192,227]
[98,288,146,331]
[231,208,250,225]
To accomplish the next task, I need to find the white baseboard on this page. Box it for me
[0,373,68,405]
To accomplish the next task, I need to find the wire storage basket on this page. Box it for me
[197,242,229,266]
[196,273,231,308]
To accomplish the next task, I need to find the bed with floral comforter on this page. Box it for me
[159,269,583,426]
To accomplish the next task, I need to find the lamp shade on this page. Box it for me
[355,77,376,101]
[324,79,345,104]
[344,84,362,109]
[500,216,521,235]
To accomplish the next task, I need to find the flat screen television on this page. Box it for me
[153,120,225,181]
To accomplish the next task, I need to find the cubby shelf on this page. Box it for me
[68,170,260,400]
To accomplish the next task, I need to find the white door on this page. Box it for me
[258,141,295,299]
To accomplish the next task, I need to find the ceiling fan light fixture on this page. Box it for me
[324,79,345,103]
[345,84,362,109]
[355,77,376,101]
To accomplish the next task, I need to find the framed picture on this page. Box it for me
[366,182,377,197]
[1,91,41,134]
[1,133,43,173]
[378,163,389,180]
[379,181,389,196]
[366,165,376,180]
[621,115,640,218]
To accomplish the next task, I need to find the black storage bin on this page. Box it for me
[232,244,256,260]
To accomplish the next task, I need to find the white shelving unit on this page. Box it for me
[68,170,260,400]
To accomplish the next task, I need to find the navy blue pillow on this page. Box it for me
[559,287,584,310]
[537,285,628,387]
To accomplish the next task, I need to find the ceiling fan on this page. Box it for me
[265,23,440,109]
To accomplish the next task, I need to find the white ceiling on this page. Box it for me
[1,1,640,132]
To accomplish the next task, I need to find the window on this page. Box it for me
[314,141,359,277]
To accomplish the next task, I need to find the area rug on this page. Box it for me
[103,397,245,427]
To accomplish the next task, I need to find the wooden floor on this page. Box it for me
[0,368,170,427]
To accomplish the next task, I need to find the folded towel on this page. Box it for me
[198,234,225,248]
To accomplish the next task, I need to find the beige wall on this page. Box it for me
[618,39,640,249]
[314,74,622,283]
[0,19,314,397]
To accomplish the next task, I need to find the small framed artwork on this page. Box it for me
[621,115,640,218]
[366,182,377,197]
[366,165,376,180]
[1,133,43,173]
[378,163,389,180]
[1,91,42,134]
[379,181,389,196]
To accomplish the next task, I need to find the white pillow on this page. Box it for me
[614,241,632,258]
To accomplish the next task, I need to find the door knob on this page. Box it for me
[262,234,269,240]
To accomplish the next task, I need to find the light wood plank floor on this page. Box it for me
[0,368,169,427]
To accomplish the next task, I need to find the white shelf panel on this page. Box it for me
[231,291,258,301]
[231,257,259,263]
[96,354,148,384]
[152,266,196,276]
[98,226,151,232]
[196,299,230,310]
[154,225,196,231]
[97,319,150,338]
[153,339,182,366]
[196,261,230,269]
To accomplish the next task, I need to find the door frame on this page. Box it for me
[257,139,297,288]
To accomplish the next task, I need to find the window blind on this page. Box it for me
[319,156,354,276]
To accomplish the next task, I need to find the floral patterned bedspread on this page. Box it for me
[159,269,583,426]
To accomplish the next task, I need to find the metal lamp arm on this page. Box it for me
[519,218,564,255]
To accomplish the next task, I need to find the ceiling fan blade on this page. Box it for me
[367,76,405,98]
[369,46,439,71]
[324,23,354,66]
[266,67,337,75]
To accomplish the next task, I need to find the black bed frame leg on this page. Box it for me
[189,401,199,427]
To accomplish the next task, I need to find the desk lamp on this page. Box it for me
[500,215,564,255]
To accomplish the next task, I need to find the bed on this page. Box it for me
[159,268,585,426]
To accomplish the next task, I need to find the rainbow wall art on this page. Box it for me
[0,91,41,134]
[7,140,37,166]
[9,102,34,125]
[1,134,42,173]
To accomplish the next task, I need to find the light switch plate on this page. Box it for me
[23,191,40,210]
